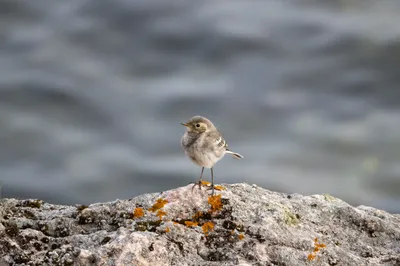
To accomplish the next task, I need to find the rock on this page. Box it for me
[0,183,399,265]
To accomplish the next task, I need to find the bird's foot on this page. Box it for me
[206,184,215,196]
[191,181,200,191]
[206,184,225,195]
[191,180,211,191]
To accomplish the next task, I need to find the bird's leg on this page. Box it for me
[206,168,216,195]
[198,167,205,187]
[210,167,214,195]
[192,167,204,190]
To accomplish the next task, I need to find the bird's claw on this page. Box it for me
[206,185,215,196]
[191,180,203,191]
[191,180,214,192]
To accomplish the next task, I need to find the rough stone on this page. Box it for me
[0,183,399,265]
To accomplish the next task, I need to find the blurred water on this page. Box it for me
[1,0,400,213]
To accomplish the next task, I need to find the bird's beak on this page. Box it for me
[180,122,190,127]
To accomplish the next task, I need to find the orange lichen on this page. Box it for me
[133,207,144,218]
[192,211,203,221]
[201,181,211,186]
[156,210,167,220]
[202,222,214,236]
[184,221,198,227]
[238,234,245,240]
[308,237,326,261]
[214,185,225,191]
[307,254,316,261]
[149,198,168,212]
[165,227,170,233]
[208,194,223,213]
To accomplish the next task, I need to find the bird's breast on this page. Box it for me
[184,142,224,168]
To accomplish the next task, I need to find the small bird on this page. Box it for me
[181,116,243,195]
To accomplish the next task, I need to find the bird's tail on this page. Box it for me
[226,150,244,159]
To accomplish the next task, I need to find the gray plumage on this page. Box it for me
[181,116,243,194]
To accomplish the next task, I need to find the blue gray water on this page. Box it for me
[1,0,400,213]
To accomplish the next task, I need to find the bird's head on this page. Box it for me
[181,116,215,134]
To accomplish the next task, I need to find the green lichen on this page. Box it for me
[323,194,336,202]
[264,202,300,226]
[283,209,300,226]
[236,224,245,232]
[136,224,147,232]
[22,199,43,208]
[134,220,162,232]
[76,205,88,212]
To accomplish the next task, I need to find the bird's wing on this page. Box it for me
[206,130,243,159]
[207,130,228,149]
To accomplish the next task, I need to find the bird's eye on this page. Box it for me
[196,124,200,128]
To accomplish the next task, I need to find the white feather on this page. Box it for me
[225,150,244,159]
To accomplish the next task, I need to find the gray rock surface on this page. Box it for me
[1,183,399,266]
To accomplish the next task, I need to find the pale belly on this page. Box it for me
[185,149,224,168]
